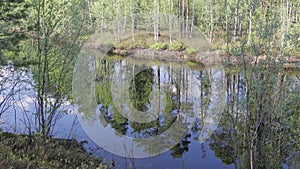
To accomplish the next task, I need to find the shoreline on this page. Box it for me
[106,48,300,69]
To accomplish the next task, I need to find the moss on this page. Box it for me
[0,132,108,169]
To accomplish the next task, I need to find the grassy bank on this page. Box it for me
[0,132,107,169]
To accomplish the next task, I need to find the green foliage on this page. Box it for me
[169,42,185,51]
[0,0,29,63]
[186,47,197,54]
[214,57,300,169]
[0,0,299,167]
[150,42,168,51]
[287,24,300,57]
[0,132,107,168]
[129,69,154,111]
[25,0,91,136]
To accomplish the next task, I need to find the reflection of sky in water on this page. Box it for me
[5,64,299,168]
[0,64,234,168]
[0,65,235,168]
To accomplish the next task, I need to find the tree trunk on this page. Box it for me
[130,0,135,41]
[234,0,240,37]
[225,0,229,54]
[100,1,104,34]
[87,0,93,26]
[186,0,189,38]
[37,0,43,135]
[154,0,160,41]
[209,0,214,43]
[190,0,195,38]
[281,0,286,52]
[286,0,292,47]
[169,0,173,44]
[248,0,253,44]
[182,0,185,37]
[116,0,121,41]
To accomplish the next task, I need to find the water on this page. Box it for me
[0,56,299,169]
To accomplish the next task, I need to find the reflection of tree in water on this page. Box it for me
[209,129,235,165]
[129,87,177,137]
[209,68,300,169]
[95,59,129,135]
[133,120,192,156]
[170,133,191,158]
[102,107,128,136]
[129,69,154,111]
[94,59,213,158]
[95,59,113,108]
[131,65,205,157]
[91,58,300,164]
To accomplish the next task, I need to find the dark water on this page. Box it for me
[1,55,299,169]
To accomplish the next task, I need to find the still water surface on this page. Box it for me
[0,56,299,169]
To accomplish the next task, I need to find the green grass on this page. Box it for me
[0,132,107,169]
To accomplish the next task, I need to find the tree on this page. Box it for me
[0,0,29,64]
[30,0,90,137]
[87,0,93,26]
[154,0,160,41]
[214,64,300,169]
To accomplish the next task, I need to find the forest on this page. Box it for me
[0,0,300,169]
[1,0,300,62]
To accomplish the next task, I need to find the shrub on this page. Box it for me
[186,47,197,54]
[169,42,185,51]
[150,42,168,51]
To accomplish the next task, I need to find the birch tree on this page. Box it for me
[154,0,160,41]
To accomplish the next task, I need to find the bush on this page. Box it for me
[169,42,185,51]
[150,42,168,51]
[186,47,197,54]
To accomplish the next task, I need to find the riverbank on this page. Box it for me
[85,33,300,70]
[0,132,108,169]
[109,48,300,70]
